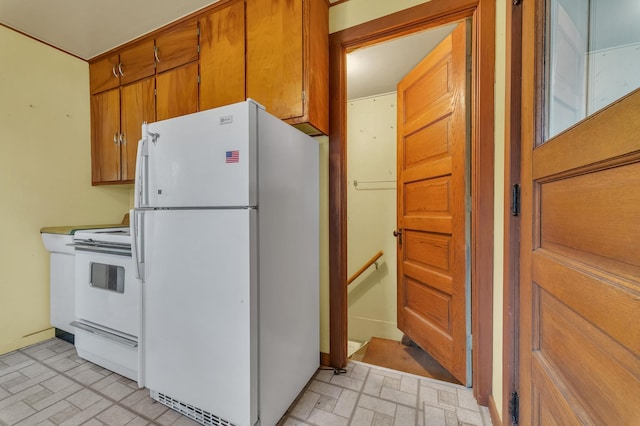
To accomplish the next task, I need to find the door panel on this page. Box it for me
[142,208,257,426]
[154,20,199,74]
[156,62,199,121]
[199,1,246,110]
[520,89,640,424]
[75,251,139,337]
[89,54,119,94]
[90,88,120,183]
[142,102,253,209]
[120,78,155,182]
[397,21,469,384]
[118,40,155,86]
[246,0,303,120]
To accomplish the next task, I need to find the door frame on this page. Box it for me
[501,1,523,424]
[328,0,496,404]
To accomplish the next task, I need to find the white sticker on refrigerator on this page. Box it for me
[219,115,233,125]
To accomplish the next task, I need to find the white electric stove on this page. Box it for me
[71,227,142,385]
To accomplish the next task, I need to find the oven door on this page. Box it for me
[75,250,139,337]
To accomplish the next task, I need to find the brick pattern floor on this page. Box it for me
[280,362,492,426]
[0,339,492,426]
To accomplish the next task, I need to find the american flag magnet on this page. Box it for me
[226,150,240,163]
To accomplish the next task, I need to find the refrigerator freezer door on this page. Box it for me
[139,101,258,208]
[141,208,257,426]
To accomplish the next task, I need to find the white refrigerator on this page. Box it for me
[131,100,319,426]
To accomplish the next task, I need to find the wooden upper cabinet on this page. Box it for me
[90,78,155,185]
[90,41,155,94]
[199,0,246,111]
[121,78,155,182]
[89,55,120,94]
[247,0,303,120]
[155,20,199,74]
[246,0,328,135]
[156,62,199,121]
[91,88,121,183]
[88,0,330,185]
[119,40,155,86]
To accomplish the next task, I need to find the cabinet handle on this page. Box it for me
[112,64,118,78]
[118,63,124,76]
[154,46,160,63]
[113,133,118,144]
[120,133,125,145]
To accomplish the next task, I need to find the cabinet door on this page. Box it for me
[89,54,120,94]
[156,62,199,121]
[121,78,156,182]
[91,88,121,184]
[155,20,199,74]
[200,1,245,111]
[119,39,155,86]
[247,0,303,120]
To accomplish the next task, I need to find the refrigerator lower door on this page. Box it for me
[141,209,257,426]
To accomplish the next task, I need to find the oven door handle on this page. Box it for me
[131,209,145,282]
[69,243,132,256]
[70,321,138,348]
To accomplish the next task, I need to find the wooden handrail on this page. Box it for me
[347,251,383,286]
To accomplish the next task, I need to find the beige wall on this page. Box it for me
[317,136,330,355]
[330,0,430,33]
[0,27,132,355]
[347,94,401,344]
[329,0,507,421]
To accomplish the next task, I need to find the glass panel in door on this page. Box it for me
[545,0,640,141]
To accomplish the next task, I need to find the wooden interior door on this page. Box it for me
[396,22,469,385]
[519,89,640,424]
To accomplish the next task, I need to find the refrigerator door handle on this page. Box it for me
[135,128,150,208]
[131,210,145,282]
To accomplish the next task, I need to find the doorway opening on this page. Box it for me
[344,23,464,386]
[328,0,496,404]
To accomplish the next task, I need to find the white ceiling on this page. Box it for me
[0,0,456,101]
[0,0,222,59]
[347,23,458,100]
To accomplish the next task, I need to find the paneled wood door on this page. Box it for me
[396,22,469,385]
[519,89,640,424]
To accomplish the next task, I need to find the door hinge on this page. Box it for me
[511,184,520,217]
[509,391,519,424]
